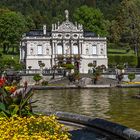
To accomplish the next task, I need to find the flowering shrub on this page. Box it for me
[4,86,16,93]
[0,115,70,139]
[0,77,6,87]
[0,77,70,139]
[0,77,34,117]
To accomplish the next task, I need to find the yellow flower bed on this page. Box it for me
[124,81,140,84]
[0,115,70,140]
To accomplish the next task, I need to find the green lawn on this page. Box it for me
[0,48,19,63]
[107,48,135,56]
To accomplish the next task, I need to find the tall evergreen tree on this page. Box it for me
[110,0,140,56]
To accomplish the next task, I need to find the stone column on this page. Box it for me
[62,40,64,55]
[98,43,100,56]
[51,41,55,67]
[78,40,83,55]
[52,42,55,55]
[104,43,107,57]
[70,39,72,55]
[54,42,57,65]
[78,40,81,55]
[80,42,82,54]
[54,42,57,55]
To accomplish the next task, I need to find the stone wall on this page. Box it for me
[20,75,62,86]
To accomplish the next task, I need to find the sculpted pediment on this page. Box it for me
[57,21,77,32]
[52,10,83,32]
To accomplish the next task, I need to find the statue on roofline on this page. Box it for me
[65,10,69,21]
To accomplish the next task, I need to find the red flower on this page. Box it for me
[0,77,5,87]
[9,86,16,93]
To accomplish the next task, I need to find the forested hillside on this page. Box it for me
[0,0,121,28]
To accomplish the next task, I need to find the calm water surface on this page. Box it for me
[32,88,140,131]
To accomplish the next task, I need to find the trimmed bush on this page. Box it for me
[33,74,42,84]
[41,80,48,86]
[128,73,135,82]
[88,63,93,67]
[65,64,74,70]
[108,55,138,67]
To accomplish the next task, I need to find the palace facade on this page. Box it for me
[20,10,108,73]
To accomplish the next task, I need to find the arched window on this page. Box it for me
[72,43,78,54]
[57,43,62,54]
[92,45,97,55]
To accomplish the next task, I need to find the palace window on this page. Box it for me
[66,34,70,37]
[73,34,78,38]
[58,34,61,37]
[92,45,97,55]
[72,43,78,54]
[57,43,63,54]
[37,45,43,55]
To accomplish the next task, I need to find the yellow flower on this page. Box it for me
[0,115,70,140]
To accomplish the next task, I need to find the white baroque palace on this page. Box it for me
[20,10,108,73]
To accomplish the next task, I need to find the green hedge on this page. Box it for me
[108,55,138,67]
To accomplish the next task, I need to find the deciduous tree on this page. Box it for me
[73,5,109,36]
[0,9,28,54]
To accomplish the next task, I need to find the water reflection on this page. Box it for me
[32,88,140,131]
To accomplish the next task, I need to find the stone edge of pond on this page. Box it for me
[28,84,140,90]
[41,111,140,140]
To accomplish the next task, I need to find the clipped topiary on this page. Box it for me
[33,74,42,85]
[128,73,135,82]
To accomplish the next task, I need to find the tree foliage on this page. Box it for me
[0,9,30,53]
[0,0,121,28]
[110,0,140,56]
[73,5,108,36]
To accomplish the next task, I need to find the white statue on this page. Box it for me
[46,48,49,55]
[30,48,33,55]
[86,48,89,55]
[65,10,69,21]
